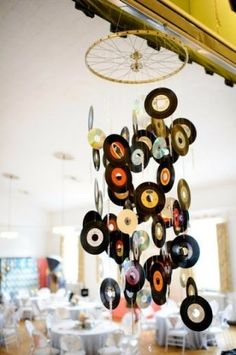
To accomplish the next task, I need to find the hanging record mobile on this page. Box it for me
[81,84,212,332]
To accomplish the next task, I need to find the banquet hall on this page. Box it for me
[0,0,236,354]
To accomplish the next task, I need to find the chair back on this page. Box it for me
[32,330,48,349]
[25,320,35,337]
[60,334,83,352]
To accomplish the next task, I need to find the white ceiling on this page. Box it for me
[0,0,236,212]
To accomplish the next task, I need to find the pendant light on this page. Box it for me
[0,173,19,239]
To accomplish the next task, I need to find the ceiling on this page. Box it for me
[0,0,236,212]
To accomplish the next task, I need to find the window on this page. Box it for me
[60,227,79,283]
[190,217,223,292]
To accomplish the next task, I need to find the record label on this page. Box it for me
[152,215,166,248]
[117,209,138,235]
[104,134,130,165]
[144,88,178,119]
[125,262,145,292]
[105,164,132,193]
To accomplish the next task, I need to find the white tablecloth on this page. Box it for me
[51,319,119,355]
[155,313,209,349]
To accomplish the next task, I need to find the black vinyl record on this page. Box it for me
[103,213,117,232]
[105,164,132,193]
[130,141,150,173]
[157,161,175,193]
[151,118,169,138]
[103,134,130,166]
[108,186,134,207]
[83,210,101,227]
[131,129,156,150]
[143,255,159,282]
[92,149,100,171]
[100,278,121,310]
[172,118,197,144]
[150,262,167,305]
[125,262,145,292]
[157,253,173,285]
[80,220,108,255]
[170,234,200,268]
[171,124,189,156]
[180,295,213,331]
[135,182,166,216]
[151,215,166,248]
[144,88,178,119]
[173,200,187,235]
[108,230,130,265]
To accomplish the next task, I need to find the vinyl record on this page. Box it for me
[172,118,197,144]
[103,213,117,232]
[131,129,156,151]
[151,215,166,248]
[109,230,130,265]
[173,200,187,235]
[171,124,189,156]
[88,105,94,131]
[80,220,108,255]
[152,137,169,161]
[161,197,175,222]
[151,289,166,306]
[132,230,150,252]
[157,161,175,193]
[94,178,99,207]
[137,211,151,224]
[108,187,134,207]
[143,255,159,282]
[100,277,121,310]
[170,234,200,268]
[105,164,132,193]
[125,262,145,292]
[92,149,100,171]
[103,134,130,166]
[177,179,191,210]
[157,253,173,285]
[130,141,150,173]
[120,126,130,144]
[180,295,213,331]
[132,110,138,134]
[186,277,198,298]
[151,118,169,138]
[117,209,138,235]
[131,230,141,261]
[144,88,178,119]
[136,289,152,309]
[87,128,106,149]
[150,262,167,305]
[124,288,137,306]
[83,210,101,227]
[135,182,166,216]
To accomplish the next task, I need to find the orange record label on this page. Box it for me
[160,167,170,186]
[153,270,163,292]
[110,142,125,160]
[116,240,124,257]
[111,167,127,186]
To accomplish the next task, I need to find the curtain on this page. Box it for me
[78,245,85,284]
[216,222,232,292]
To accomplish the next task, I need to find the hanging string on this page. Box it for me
[7,176,13,230]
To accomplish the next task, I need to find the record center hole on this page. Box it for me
[146,194,153,203]
[180,246,188,256]
[125,217,131,225]
[106,287,115,298]
[178,137,183,144]
[191,308,201,319]
[130,272,136,281]
[92,234,99,242]
[115,173,122,181]
[94,135,100,143]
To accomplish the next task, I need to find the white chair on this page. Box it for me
[219,304,233,328]
[60,334,85,355]
[1,327,19,352]
[165,317,188,354]
[98,329,124,355]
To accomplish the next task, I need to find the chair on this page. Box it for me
[60,334,85,355]
[219,304,233,328]
[165,316,188,354]
[1,327,19,352]
[25,320,59,355]
[98,329,124,355]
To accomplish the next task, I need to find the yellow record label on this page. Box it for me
[141,189,159,208]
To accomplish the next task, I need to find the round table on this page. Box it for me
[51,319,119,355]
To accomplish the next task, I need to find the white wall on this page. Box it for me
[0,191,49,257]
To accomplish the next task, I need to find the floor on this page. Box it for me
[1,321,236,355]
